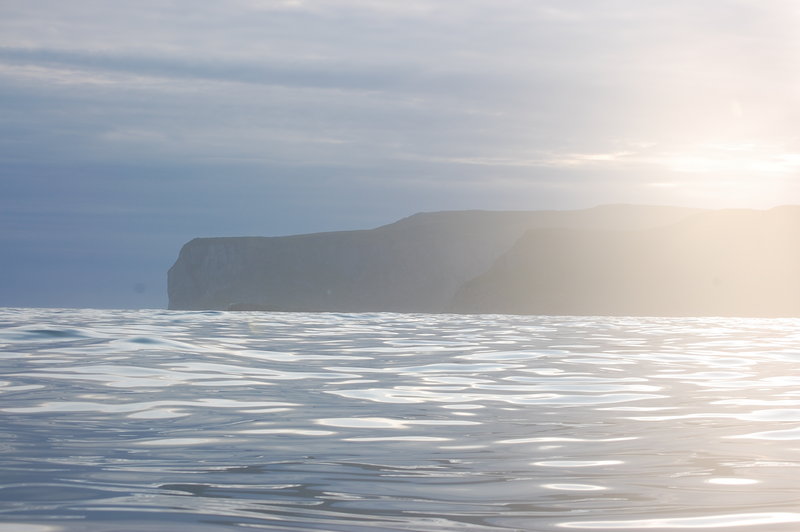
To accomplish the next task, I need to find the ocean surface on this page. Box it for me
[2,309,800,531]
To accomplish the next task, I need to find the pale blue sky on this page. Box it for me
[2,0,799,308]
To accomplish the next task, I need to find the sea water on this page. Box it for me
[2,308,800,531]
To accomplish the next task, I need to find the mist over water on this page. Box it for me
[2,308,800,531]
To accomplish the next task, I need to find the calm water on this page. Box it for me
[2,309,800,531]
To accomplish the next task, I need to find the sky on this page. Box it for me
[2,0,800,309]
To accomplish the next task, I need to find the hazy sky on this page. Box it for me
[2,0,800,308]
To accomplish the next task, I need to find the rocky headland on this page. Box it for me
[169,205,800,317]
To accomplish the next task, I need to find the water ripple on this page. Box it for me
[1,308,799,530]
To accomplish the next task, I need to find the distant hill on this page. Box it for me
[449,206,800,317]
[168,205,701,312]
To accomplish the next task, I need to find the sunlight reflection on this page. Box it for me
[559,512,800,529]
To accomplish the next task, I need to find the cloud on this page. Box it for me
[2,0,800,307]
[2,1,799,174]
[0,46,423,93]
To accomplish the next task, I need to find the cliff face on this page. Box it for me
[449,206,800,317]
[168,205,701,312]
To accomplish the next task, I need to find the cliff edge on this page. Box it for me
[168,205,700,312]
[449,206,800,317]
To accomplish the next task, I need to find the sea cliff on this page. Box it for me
[171,205,800,317]
[168,205,703,313]
[449,206,800,317]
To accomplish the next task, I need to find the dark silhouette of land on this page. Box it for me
[451,206,800,317]
[169,205,800,317]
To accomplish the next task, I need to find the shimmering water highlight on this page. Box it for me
[2,308,800,531]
